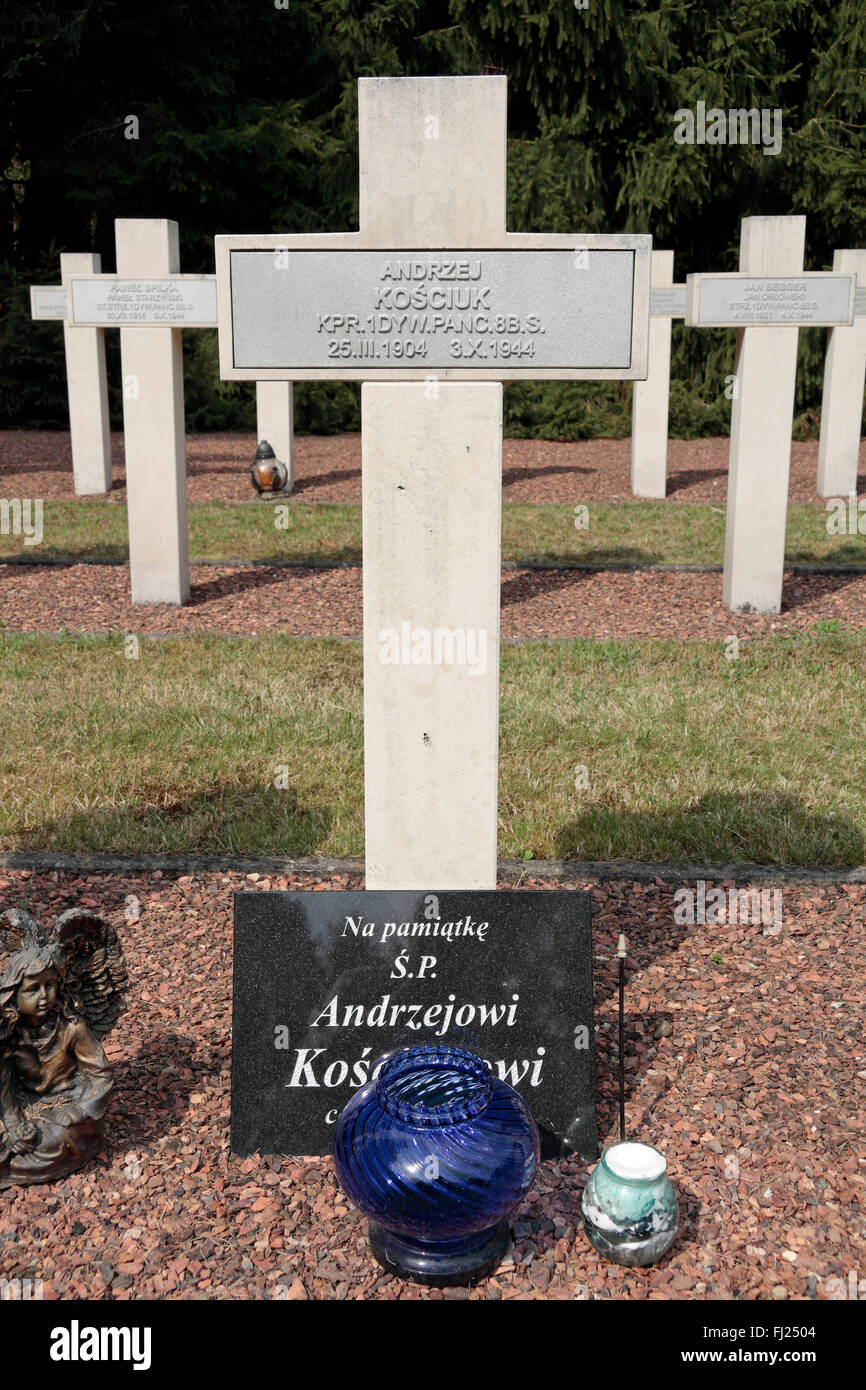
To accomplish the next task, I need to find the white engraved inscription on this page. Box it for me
[30,287,68,320]
[230,249,636,371]
[698,276,852,325]
[318,259,540,362]
[71,278,218,325]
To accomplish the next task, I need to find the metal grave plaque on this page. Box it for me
[686,273,855,327]
[69,276,218,327]
[30,286,68,321]
[650,285,687,318]
[217,240,652,381]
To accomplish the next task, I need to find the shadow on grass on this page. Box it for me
[21,779,337,858]
[192,545,363,567]
[785,541,866,566]
[509,546,668,567]
[555,790,864,869]
[0,546,129,564]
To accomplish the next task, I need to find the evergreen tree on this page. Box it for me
[2,0,864,435]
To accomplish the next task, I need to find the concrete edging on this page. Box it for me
[1,850,863,884]
[1,555,865,576]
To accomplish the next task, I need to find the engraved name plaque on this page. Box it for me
[217,239,652,381]
[29,286,68,321]
[686,273,855,327]
[650,285,687,318]
[69,276,218,327]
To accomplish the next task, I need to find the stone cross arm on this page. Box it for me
[215,231,652,384]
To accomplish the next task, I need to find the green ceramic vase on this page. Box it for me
[581,1141,678,1267]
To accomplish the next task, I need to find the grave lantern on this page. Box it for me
[249,439,290,495]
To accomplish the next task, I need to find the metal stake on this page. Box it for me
[617,933,627,1142]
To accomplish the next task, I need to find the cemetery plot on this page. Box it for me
[1,866,861,1303]
[29,230,294,595]
[3,497,864,568]
[6,32,866,1316]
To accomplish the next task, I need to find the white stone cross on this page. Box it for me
[631,252,684,498]
[90,219,202,604]
[817,249,866,499]
[216,75,651,890]
[33,257,295,508]
[635,246,865,509]
[30,254,112,495]
[685,217,857,613]
[36,223,295,603]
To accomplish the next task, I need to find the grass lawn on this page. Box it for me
[2,499,865,567]
[2,629,863,865]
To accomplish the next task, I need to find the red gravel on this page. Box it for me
[2,561,865,639]
[2,430,865,505]
[0,867,862,1301]
[4,429,864,638]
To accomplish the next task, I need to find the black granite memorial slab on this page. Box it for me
[231,889,596,1160]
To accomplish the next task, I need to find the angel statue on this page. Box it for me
[0,907,128,1188]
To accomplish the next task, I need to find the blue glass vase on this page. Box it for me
[333,1044,540,1285]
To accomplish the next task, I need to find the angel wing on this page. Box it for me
[0,908,49,957]
[0,909,52,1000]
[51,909,129,1040]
